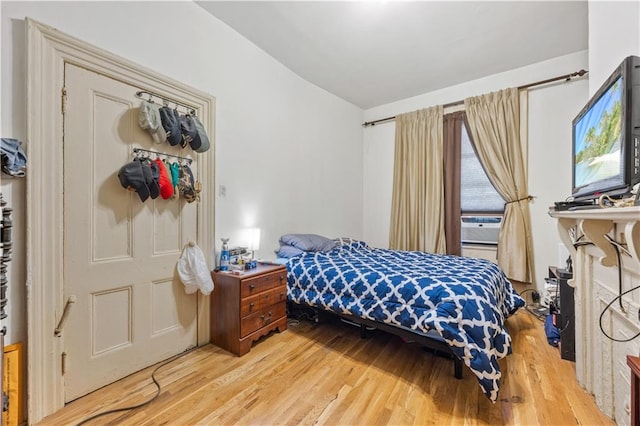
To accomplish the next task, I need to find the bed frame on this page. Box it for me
[289,302,463,379]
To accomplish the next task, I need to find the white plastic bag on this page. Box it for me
[177,242,214,296]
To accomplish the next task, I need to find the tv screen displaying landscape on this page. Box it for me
[574,76,623,190]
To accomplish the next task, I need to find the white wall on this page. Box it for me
[363,51,589,291]
[588,1,640,96]
[0,1,364,347]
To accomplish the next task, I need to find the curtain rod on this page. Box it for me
[362,69,588,128]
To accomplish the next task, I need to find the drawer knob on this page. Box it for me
[250,302,255,308]
[280,275,284,280]
[268,311,272,316]
[249,284,255,290]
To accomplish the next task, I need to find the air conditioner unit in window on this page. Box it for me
[461,215,502,245]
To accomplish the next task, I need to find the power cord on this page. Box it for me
[286,303,319,326]
[604,233,631,257]
[598,283,640,342]
[75,346,197,425]
[570,232,639,342]
[519,288,546,322]
[574,241,594,248]
[610,237,626,313]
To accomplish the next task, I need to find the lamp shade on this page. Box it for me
[248,228,261,252]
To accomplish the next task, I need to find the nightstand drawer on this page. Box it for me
[268,286,287,305]
[240,294,261,317]
[241,271,286,298]
[260,285,287,308]
[240,302,286,337]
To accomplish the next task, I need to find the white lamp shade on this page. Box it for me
[248,228,261,252]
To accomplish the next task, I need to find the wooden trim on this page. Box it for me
[27,19,66,421]
[27,18,215,422]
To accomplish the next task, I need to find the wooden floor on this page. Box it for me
[39,310,614,425]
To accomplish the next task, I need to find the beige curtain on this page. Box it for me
[464,88,534,283]
[389,106,446,254]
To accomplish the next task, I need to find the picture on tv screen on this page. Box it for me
[574,76,623,189]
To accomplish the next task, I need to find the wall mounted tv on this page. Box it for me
[572,55,640,201]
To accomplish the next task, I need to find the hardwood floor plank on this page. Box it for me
[38,311,615,426]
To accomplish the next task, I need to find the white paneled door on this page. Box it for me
[63,63,198,402]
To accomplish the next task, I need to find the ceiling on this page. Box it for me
[196,1,588,109]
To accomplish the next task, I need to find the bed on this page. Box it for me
[280,236,525,402]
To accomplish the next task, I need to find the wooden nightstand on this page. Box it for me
[210,264,288,356]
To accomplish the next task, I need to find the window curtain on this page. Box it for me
[443,111,464,256]
[463,88,534,283]
[389,106,446,254]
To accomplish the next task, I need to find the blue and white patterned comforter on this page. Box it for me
[286,240,524,402]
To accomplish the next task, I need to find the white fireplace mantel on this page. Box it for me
[549,206,640,286]
[548,205,640,424]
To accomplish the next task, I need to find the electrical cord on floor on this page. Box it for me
[599,283,640,342]
[75,346,197,426]
[286,304,319,327]
[519,288,546,322]
[524,305,546,322]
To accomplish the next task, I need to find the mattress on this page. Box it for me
[286,239,524,401]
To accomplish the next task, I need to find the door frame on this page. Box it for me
[26,18,215,423]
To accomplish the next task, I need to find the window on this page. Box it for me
[460,122,505,213]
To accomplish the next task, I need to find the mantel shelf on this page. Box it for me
[549,206,640,286]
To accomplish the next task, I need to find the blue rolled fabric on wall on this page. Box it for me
[0,138,27,177]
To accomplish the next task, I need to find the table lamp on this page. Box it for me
[248,228,261,260]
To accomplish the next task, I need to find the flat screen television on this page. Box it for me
[571,55,640,201]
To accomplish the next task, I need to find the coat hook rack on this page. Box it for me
[135,90,197,116]
[133,148,193,165]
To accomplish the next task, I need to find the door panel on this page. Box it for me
[63,63,198,402]
[92,287,132,354]
[153,204,183,254]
